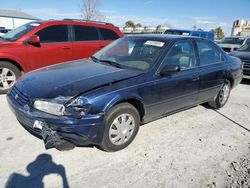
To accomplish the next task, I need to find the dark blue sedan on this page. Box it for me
[7,35,242,151]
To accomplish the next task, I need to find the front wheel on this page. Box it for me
[0,61,21,94]
[100,103,140,152]
[208,81,231,109]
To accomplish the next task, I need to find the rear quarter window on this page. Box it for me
[99,28,119,40]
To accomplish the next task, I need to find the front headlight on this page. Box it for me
[33,100,65,116]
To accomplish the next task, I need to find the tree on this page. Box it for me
[125,20,135,28]
[135,23,142,28]
[80,0,106,21]
[192,25,197,30]
[210,27,225,39]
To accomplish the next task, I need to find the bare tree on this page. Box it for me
[80,0,106,21]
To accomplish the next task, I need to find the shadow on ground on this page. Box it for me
[241,78,250,85]
[5,153,69,188]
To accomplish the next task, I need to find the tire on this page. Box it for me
[0,61,21,94]
[208,81,231,109]
[100,102,140,152]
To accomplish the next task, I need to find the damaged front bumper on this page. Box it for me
[7,93,105,151]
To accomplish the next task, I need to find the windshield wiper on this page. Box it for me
[90,56,122,69]
[90,56,99,63]
[99,59,123,69]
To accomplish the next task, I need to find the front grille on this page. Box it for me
[243,60,250,69]
[9,87,29,106]
[242,60,250,75]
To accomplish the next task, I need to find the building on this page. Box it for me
[231,19,250,36]
[121,25,169,34]
[0,9,39,30]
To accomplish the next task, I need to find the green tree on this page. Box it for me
[210,27,225,40]
[135,23,142,28]
[125,20,135,28]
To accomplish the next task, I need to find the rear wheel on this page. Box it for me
[100,103,140,152]
[0,61,21,94]
[208,81,231,109]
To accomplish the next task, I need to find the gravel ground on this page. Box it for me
[0,80,249,188]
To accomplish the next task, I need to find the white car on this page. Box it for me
[218,36,250,52]
[0,29,10,37]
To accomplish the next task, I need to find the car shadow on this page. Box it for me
[5,153,69,188]
[241,78,250,85]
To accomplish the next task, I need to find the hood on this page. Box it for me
[0,40,20,48]
[218,43,241,48]
[15,59,142,99]
[229,51,250,61]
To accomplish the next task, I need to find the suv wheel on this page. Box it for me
[0,61,21,94]
[100,103,140,152]
[208,81,231,109]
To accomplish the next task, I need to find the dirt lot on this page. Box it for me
[0,80,250,188]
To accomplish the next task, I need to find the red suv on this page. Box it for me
[0,19,123,93]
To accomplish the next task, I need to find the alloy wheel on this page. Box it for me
[0,68,16,90]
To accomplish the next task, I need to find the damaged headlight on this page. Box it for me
[64,96,91,118]
[33,100,65,116]
[33,96,91,118]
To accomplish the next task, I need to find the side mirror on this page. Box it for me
[159,64,180,75]
[27,35,40,46]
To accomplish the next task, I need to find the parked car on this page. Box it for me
[229,42,250,79]
[218,36,250,52]
[0,28,11,37]
[0,19,123,94]
[7,35,242,152]
[164,29,214,41]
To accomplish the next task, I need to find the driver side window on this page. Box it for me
[161,40,196,70]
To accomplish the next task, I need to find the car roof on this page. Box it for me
[124,34,201,42]
[166,29,213,34]
[39,19,118,28]
[224,36,249,39]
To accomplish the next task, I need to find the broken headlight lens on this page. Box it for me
[65,97,91,118]
[33,100,65,116]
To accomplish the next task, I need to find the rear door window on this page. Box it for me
[73,25,99,41]
[99,28,119,40]
[36,25,68,43]
[196,40,224,66]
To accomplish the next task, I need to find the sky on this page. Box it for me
[1,0,250,36]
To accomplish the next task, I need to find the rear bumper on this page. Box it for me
[7,93,106,150]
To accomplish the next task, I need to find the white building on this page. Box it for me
[231,19,250,36]
[0,9,39,30]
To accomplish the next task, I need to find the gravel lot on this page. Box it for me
[0,80,250,188]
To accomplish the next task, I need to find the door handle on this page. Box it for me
[192,77,200,81]
[62,46,71,50]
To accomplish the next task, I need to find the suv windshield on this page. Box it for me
[2,21,41,41]
[92,37,166,71]
[220,37,245,45]
[238,43,250,52]
[165,30,190,36]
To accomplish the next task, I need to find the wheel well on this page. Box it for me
[227,77,234,88]
[118,99,145,121]
[0,58,24,73]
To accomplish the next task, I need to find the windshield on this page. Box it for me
[238,43,250,52]
[165,30,190,36]
[220,37,245,45]
[2,21,41,41]
[92,38,166,71]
